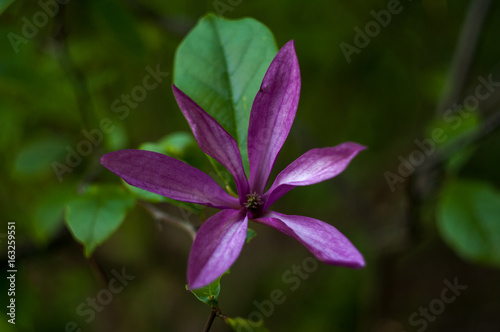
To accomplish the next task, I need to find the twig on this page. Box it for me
[406,0,491,252]
[436,0,492,115]
[139,201,197,240]
[53,3,97,131]
[410,0,493,225]
[419,108,500,172]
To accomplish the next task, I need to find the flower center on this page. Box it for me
[244,192,263,214]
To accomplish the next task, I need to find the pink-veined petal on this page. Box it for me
[173,85,249,199]
[263,142,366,210]
[254,211,364,268]
[247,40,301,194]
[188,209,248,289]
[101,150,239,209]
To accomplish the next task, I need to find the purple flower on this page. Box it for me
[101,40,366,289]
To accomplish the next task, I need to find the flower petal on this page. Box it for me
[263,142,366,209]
[101,150,239,209]
[254,211,364,268]
[247,40,301,194]
[188,209,248,289]
[173,85,249,199]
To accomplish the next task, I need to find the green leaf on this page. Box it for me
[227,317,270,332]
[437,179,500,267]
[187,272,227,306]
[174,13,277,174]
[246,228,257,243]
[139,131,196,159]
[12,136,69,179]
[0,0,16,15]
[65,184,135,257]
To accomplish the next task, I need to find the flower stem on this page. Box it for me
[203,307,217,332]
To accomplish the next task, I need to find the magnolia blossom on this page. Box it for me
[101,40,366,289]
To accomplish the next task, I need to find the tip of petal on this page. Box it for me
[278,40,298,64]
[347,255,366,269]
[100,150,140,170]
[100,150,121,168]
[352,142,368,151]
[283,39,295,48]
[340,141,368,153]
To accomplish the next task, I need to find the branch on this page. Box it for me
[420,108,500,172]
[139,201,197,240]
[203,307,217,332]
[399,0,493,258]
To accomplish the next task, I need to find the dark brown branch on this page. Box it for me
[53,3,97,131]
[436,0,492,114]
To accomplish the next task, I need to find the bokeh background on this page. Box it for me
[1,0,500,331]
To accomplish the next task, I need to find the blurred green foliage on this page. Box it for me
[1,0,500,331]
